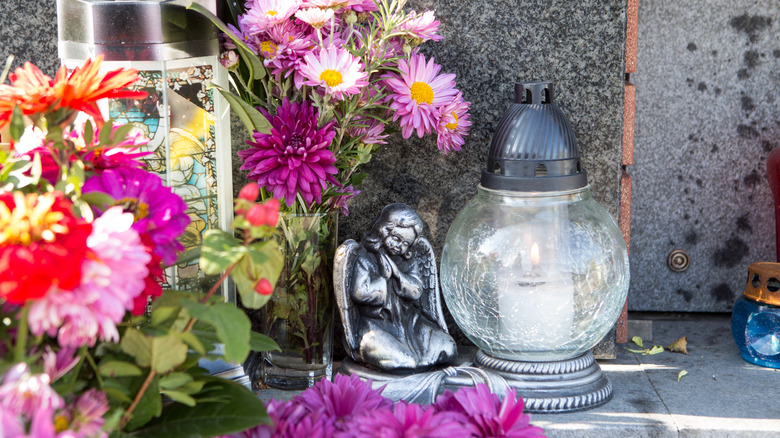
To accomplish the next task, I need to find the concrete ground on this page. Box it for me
[255,314,780,437]
[534,314,780,437]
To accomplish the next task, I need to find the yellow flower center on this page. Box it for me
[54,415,69,433]
[410,82,434,105]
[267,10,278,16]
[115,197,149,221]
[320,69,343,87]
[260,41,278,58]
[0,192,68,247]
[445,112,459,130]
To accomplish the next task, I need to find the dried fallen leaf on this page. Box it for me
[632,336,644,348]
[677,370,688,381]
[667,336,689,354]
[626,345,665,355]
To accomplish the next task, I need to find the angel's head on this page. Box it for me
[363,204,423,259]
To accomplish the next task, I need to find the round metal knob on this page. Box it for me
[667,249,690,272]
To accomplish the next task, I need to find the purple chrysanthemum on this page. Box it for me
[433,384,545,437]
[328,184,360,216]
[338,401,471,438]
[82,167,189,265]
[231,399,336,438]
[238,98,338,206]
[294,374,393,425]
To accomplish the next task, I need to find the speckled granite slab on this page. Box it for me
[2,0,627,353]
[631,2,780,312]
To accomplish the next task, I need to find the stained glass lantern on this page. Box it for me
[440,82,630,412]
[57,0,233,294]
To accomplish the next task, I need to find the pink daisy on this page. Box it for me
[301,0,368,9]
[398,10,444,43]
[300,45,368,100]
[296,7,335,28]
[27,207,151,347]
[385,54,458,138]
[436,94,472,154]
[242,0,301,35]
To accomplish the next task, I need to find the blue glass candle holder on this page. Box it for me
[731,262,780,369]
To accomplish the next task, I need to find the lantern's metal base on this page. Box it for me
[338,349,611,413]
[476,350,612,413]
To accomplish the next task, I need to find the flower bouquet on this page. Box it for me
[0,57,284,436]
[191,0,471,387]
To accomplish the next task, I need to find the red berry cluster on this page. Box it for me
[236,184,280,227]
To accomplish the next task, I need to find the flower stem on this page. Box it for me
[121,369,157,428]
[14,305,29,363]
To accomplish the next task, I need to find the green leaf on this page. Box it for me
[161,390,197,407]
[103,387,133,404]
[128,377,269,437]
[84,119,94,146]
[199,229,245,275]
[98,119,114,146]
[214,86,271,134]
[249,331,280,352]
[99,360,143,378]
[80,191,115,210]
[159,373,193,390]
[120,329,189,374]
[232,240,284,309]
[151,305,180,327]
[632,336,644,348]
[111,123,135,145]
[177,332,206,355]
[180,301,251,363]
[9,106,24,142]
[121,328,153,368]
[677,370,688,381]
[125,374,162,431]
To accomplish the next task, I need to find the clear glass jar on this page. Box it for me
[440,185,629,362]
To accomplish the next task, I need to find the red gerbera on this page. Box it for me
[0,191,92,304]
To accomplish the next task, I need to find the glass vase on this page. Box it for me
[261,212,337,389]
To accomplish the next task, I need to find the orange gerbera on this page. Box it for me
[0,62,58,130]
[54,55,147,125]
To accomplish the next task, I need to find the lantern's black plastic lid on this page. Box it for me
[481,82,588,192]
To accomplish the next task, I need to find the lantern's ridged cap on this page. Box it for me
[57,0,219,61]
[481,82,588,192]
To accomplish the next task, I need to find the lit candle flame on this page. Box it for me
[530,242,540,267]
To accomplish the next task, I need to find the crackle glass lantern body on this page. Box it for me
[441,82,629,363]
[57,0,233,294]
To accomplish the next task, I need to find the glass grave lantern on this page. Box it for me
[57,0,233,295]
[440,82,630,412]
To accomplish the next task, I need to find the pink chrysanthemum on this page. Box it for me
[65,389,110,438]
[436,94,472,154]
[27,207,151,347]
[433,384,545,437]
[0,363,64,418]
[385,54,458,138]
[339,402,471,438]
[296,7,335,28]
[300,45,368,100]
[294,374,393,424]
[82,167,189,265]
[348,117,388,145]
[398,10,444,43]
[301,0,368,9]
[259,22,318,88]
[238,98,338,205]
[242,0,300,35]
[43,346,80,383]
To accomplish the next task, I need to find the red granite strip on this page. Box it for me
[617,169,632,343]
[626,0,638,74]
[623,82,636,166]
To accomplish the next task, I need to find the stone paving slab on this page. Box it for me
[256,315,780,437]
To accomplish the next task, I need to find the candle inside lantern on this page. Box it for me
[499,241,575,354]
